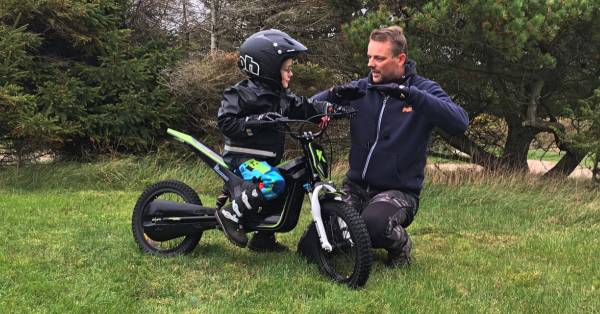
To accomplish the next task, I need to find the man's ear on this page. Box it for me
[396,53,407,66]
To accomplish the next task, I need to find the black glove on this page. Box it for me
[246,112,283,123]
[332,104,356,116]
[369,83,410,100]
[244,112,284,129]
[331,84,365,101]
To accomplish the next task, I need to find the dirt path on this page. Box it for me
[426,160,593,179]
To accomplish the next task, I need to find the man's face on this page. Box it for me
[367,40,406,83]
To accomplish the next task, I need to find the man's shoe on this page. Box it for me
[385,236,412,268]
[215,204,248,248]
[297,223,320,263]
[248,232,288,252]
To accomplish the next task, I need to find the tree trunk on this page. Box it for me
[441,117,537,172]
[501,118,537,171]
[543,150,587,178]
[542,121,590,178]
[592,154,600,184]
[182,0,190,47]
[210,0,217,52]
[440,132,505,169]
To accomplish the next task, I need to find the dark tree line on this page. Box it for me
[1,0,599,181]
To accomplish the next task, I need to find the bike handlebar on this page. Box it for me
[259,109,357,140]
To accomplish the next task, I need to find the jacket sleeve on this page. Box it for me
[310,80,362,104]
[286,93,328,121]
[217,88,249,139]
[408,81,469,135]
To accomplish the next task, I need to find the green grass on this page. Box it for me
[527,149,596,168]
[428,149,594,168]
[1,156,599,313]
[527,149,565,163]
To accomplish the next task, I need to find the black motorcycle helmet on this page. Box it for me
[238,29,308,87]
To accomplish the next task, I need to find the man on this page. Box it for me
[299,26,469,267]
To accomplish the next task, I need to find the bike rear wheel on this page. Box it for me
[316,200,372,288]
[131,179,202,256]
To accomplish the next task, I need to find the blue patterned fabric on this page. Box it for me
[237,159,285,200]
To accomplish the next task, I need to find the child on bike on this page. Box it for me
[215,29,336,250]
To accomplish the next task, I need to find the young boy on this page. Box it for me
[215,29,333,250]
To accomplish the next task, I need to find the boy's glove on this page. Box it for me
[245,112,283,124]
[331,84,365,101]
[243,112,284,132]
[369,83,410,100]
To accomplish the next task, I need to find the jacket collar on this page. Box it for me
[240,78,282,96]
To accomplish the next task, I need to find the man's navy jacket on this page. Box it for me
[312,60,469,197]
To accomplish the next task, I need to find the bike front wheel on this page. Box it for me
[317,200,372,289]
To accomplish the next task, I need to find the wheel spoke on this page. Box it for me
[322,213,357,279]
[314,201,372,288]
[141,191,189,251]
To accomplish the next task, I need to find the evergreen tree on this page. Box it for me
[0,0,183,161]
[344,2,600,175]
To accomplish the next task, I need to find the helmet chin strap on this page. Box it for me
[251,76,284,91]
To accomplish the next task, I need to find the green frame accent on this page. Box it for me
[167,128,229,169]
[308,142,328,179]
[257,195,290,229]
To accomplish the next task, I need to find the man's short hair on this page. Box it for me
[370,26,407,56]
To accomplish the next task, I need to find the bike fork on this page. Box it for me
[308,183,340,252]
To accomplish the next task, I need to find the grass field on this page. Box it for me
[1,156,599,313]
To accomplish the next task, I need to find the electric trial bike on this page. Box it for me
[131,111,373,288]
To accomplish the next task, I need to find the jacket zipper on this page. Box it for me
[361,95,389,180]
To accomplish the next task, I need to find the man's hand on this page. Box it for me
[369,83,410,100]
[331,84,365,101]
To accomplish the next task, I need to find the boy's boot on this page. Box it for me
[215,182,263,248]
[248,232,288,252]
[215,202,248,247]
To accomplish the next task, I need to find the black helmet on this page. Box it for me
[238,29,307,86]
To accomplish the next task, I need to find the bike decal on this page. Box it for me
[167,129,229,168]
[309,143,328,179]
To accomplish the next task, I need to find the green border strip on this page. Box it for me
[167,128,229,169]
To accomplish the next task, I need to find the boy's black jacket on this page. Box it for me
[218,78,328,168]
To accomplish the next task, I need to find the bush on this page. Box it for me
[1,1,183,162]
